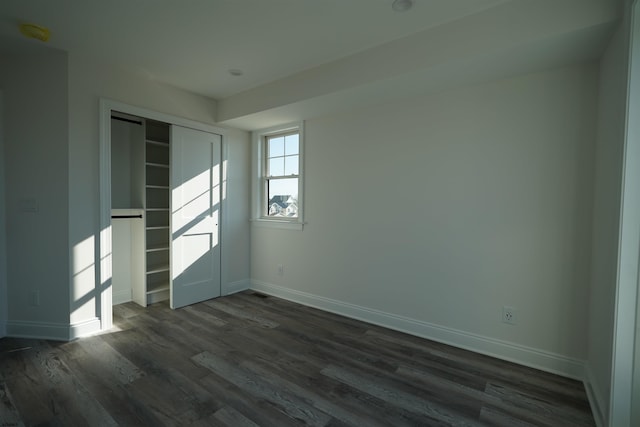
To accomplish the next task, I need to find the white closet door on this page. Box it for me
[170,126,221,309]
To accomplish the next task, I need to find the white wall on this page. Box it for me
[585,23,629,424]
[0,47,70,337]
[110,120,134,209]
[0,91,6,337]
[68,54,251,327]
[251,63,598,376]
[110,119,144,209]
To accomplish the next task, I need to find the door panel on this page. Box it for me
[170,125,221,309]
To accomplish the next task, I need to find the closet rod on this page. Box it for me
[111,116,142,126]
[111,214,143,219]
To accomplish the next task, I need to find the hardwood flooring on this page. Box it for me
[0,291,595,426]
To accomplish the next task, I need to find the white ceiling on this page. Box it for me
[0,0,509,98]
[0,0,623,129]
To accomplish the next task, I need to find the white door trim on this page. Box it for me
[610,1,640,425]
[98,98,226,331]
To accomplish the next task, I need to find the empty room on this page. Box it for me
[0,0,639,426]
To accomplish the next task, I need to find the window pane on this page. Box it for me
[268,157,284,176]
[284,155,299,175]
[267,178,298,217]
[285,134,299,155]
[268,137,284,157]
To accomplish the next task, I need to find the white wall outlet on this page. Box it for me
[277,264,284,276]
[30,290,40,307]
[502,306,517,325]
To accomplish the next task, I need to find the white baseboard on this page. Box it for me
[584,363,607,427]
[113,290,132,306]
[6,317,102,341]
[250,280,586,380]
[223,279,250,296]
[6,320,71,341]
[69,317,102,340]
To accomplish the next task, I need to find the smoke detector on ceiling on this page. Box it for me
[20,23,50,42]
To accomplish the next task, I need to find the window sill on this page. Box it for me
[251,218,304,231]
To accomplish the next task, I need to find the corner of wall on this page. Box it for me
[584,362,608,427]
[223,279,251,296]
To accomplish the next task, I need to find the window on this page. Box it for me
[265,131,299,218]
[252,123,304,229]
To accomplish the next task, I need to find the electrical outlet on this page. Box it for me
[502,306,517,325]
[277,264,284,276]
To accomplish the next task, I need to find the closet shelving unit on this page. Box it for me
[144,120,171,305]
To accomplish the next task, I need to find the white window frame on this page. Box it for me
[251,122,304,230]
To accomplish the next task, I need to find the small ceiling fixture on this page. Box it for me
[228,69,244,77]
[19,23,50,42]
[392,0,413,12]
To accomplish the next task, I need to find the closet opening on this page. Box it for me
[99,100,224,332]
[110,112,171,307]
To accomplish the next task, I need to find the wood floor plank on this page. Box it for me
[193,350,332,426]
[321,364,484,426]
[22,343,117,426]
[203,299,280,328]
[240,356,379,427]
[181,304,228,328]
[484,381,595,427]
[0,381,24,427]
[2,377,54,426]
[478,405,538,427]
[197,373,303,427]
[234,292,368,337]
[0,339,37,382]
[212,405,261,427]
[60,353,150,426]
[77,337,144,384]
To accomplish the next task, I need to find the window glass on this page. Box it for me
[267,178,298,217]
[285,134,299,155]
[268,157,285,177]
[284,155,299,175]
[269,137,285,157]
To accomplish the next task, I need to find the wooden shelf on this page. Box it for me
[146,244,169,252]
[146,139,169,147]
[147,263,169,274]
[147,282,170,294]
[146,226,169,231]
[146,185,169,189]
[146,162,169,169]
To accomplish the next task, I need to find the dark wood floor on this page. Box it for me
[1,291,594,426]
